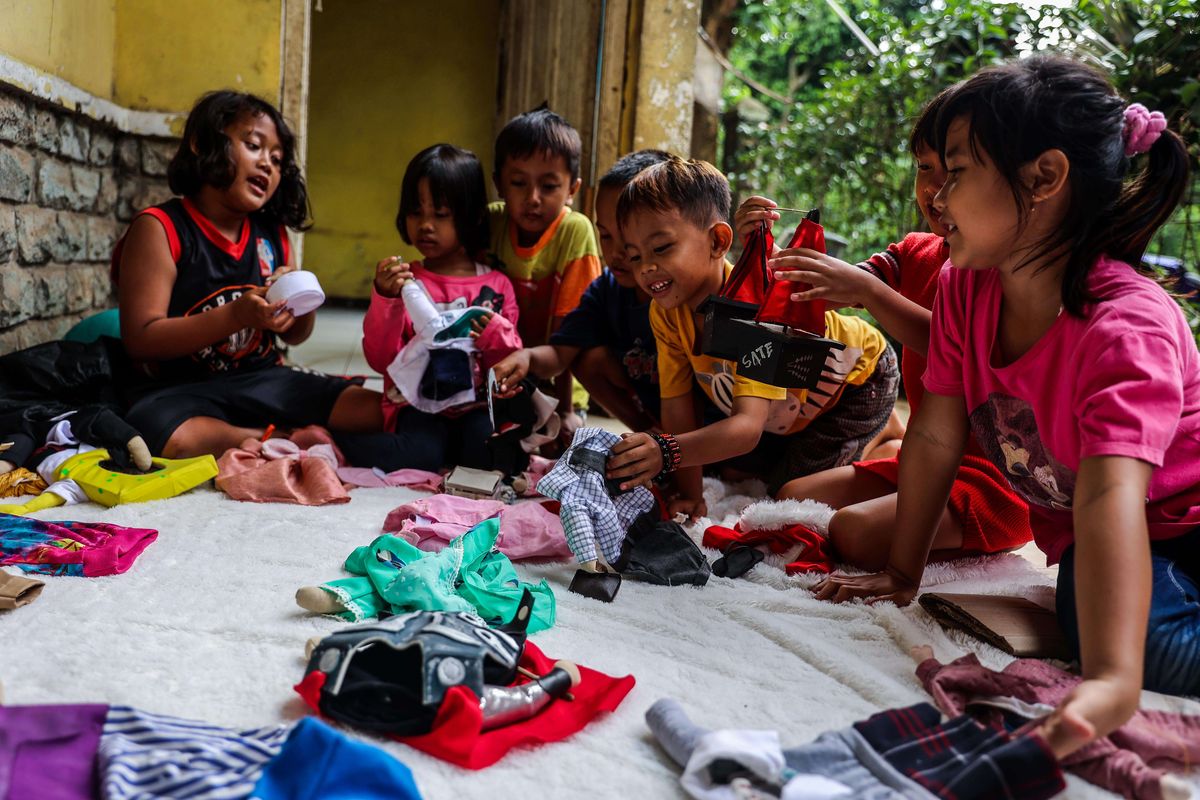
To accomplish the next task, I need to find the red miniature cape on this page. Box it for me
[295,639,635,770]
[722,223,772,305]
[755,218,827,336]
[720,220,827,336]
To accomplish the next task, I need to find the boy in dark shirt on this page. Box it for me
[492,150,671,431]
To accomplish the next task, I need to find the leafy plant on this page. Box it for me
[719,0,1200,343]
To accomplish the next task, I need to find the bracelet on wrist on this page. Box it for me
[651,432,682,482]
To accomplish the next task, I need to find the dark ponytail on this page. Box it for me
[1102,127,1190,269]
[935,56,1190,315]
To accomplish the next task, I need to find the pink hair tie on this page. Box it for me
[1123,103,1167,156]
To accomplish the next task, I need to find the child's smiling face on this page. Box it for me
[593,185,637,288]
[405,177,462,261]
[913,143,949,238]
[622,207,731,311]
[223,112,282,213]
[932,117,1022,271]
[495,152,581,241]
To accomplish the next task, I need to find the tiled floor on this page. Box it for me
[286,306,382,392]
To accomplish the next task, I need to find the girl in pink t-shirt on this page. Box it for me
[337,144,521,472]
[814,56,1198,760]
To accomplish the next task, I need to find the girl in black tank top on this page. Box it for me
[116,91,381,458]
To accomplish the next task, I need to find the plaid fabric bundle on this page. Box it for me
[854,703,1065,800]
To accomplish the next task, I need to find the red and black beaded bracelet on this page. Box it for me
[651,432,682,482]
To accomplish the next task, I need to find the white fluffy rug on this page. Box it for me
[1,478,1194,799]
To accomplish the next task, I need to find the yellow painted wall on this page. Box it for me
[304,0,501,299]
[114,0,282,111]
[0,1,282,114]
[0,0,117,99]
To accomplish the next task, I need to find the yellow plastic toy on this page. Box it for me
[57,449,219,507]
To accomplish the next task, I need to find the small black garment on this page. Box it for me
[711,543,766,579]
[306,589,534,736]
[488,378,538,478]
[420,349,474,401]
[0,337,142,467]
[568,569,622,603]
[567,446,630,497]
[613,512,710,587]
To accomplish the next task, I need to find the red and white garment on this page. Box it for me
[703,498,836,575]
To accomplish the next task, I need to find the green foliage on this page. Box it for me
[719,0,1200,344]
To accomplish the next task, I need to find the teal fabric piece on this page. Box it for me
[321,577,385,622]
[322,517,556,632]
[64,308,120,343]
[432,307,491,342]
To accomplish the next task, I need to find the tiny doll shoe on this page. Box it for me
[711,544,765,579]
[568,569,621,603]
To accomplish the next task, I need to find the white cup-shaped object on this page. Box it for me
[266,270,325,316]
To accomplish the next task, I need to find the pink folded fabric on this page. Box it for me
[260,439,340,472]
[383,494,571,561]
[521,456,555,495]
[216,435,349,506]
[1,516,157,577]
[336,467,444,492]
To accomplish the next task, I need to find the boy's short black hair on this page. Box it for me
[493,103,582,182]
[397,143,489,258]
[616,156,731,230]
[908,88,950,156]
[168,90,309,230]
[598,149,674,192]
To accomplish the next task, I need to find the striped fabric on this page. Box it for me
[98,706,291,800]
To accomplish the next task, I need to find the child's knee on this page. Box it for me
[828,505,887,571]
[160,419,201,459]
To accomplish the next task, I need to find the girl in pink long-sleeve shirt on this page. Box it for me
[339,144,521,472]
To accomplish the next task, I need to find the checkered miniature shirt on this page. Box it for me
[854,703,1065,800]
[536,427,655,564]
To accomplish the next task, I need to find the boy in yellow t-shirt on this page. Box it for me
[488,106,602,422]
[607,157,899,515]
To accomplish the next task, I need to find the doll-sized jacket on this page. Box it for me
[363,265,521,422]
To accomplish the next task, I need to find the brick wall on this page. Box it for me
[0,82,174,353]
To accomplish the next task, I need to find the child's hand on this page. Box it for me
[492,350,531,397]
[559,410,585,445]
[1038,679,1110,759]
[374,256,412,298]
[668,497,707,522]
[264,265,296,287]
[734,196,781,242]
[469,311,495,339]
[768,248,878,308]
[811,569,918,606]
[232,287,295,333]
[606,431,663,491]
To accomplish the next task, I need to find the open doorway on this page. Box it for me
[303,1,502,300]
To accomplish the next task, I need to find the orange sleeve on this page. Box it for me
[553,253,603,319]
